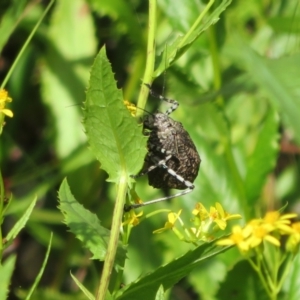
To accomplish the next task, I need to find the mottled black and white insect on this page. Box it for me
[125,84,201,211]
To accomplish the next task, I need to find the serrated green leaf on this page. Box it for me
[25,233,53,300]
[0,255,16,300]
[58,179,126,264]
[83,47,147,182]
[154,0,232,77]
[70,273,95,300]
[245,108,279,204]
[5,196,37,244]
[115,241,230,300]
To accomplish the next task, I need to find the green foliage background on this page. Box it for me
[1,0,300,299]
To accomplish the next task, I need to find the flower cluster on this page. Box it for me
[217,210,299,299]
[153,202,241,244]
[217,211,299,253]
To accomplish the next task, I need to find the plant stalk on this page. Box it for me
[136,0,157,117]
[96,174,127,300]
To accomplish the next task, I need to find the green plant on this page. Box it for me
[1,0,300,299]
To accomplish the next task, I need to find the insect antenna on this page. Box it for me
[144,83,179,115]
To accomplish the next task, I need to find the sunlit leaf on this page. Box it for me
[0,0,28,52]
[5,196,37,245]
[154,285,164,300]
[70,273,95,300]
[225,37,300,144]
[58,179,126,264]
[83,46,147,183]
[41,0,96,158]
[0,255,16,300]
[154,0,232,77]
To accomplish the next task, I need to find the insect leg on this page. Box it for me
[124,186,194,211]
[130,154,172,179]
[126,165,195,211]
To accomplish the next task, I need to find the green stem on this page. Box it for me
[247,257,273,299]
[0,0,55,89]
[136,0,157,117]
[96,174,127,300]
[261,254,276,291]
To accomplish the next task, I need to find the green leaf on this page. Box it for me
[25,233,53,300]
[115,241,231,300]
[83,46,147,182]
[0,255,16,300]
[5,196,37,244]
[154,0,232,77]
[58,179,126,264]
[70,273,95,300]
[216,260,268,300]
[225,38,300,144]
[245,108,279,204]
[158,0,205,32]
[41,0,96,158]
[183,102,246,215]
[0,0,28,52]
[283,251,300,300]
[154,285,164,300]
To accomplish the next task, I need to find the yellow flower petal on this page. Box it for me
[1,109,13,117]
[264,235,280,247]
[153,210,182,234]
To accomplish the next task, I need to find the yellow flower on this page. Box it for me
[192,202,209,219]
[0,89,13,118]
[123,210,143,226]
[207,202,242,230]
[153,210,182,234]
[291,222,300,235]
[286,222,300,253]
[124,100,137,117]
[247,222,280,248]
[217,225,252,252]
[263,211,297,234]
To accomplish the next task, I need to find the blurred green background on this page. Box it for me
[1,0,300,299]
